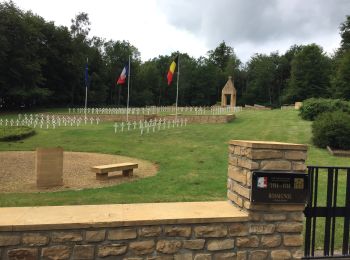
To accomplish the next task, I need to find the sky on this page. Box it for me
[9,0,350,63]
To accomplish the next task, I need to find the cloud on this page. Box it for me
[157,0,350,59]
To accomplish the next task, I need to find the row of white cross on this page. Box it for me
[69,106,243,115]
[114,118,188,135]
[0,114,100,129]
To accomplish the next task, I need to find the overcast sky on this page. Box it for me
[9,0,350,62]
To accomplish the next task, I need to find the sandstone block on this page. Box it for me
[42,246,71,260]
[228,145,235,154]
[292,249,303,259]
[228,165,247,185]
[261,235,281,248]
[249,224,275,234]
[236,236,259,247]
[227,190,243,207]
[228,223,249,236]
[183,239,205,250]
[0,234,20,246]
[288,212,304,222]
[139,226,162,237]
[247,149,283,160]
[164,226,191,237]
[292,162,307,172]
[147,256,173,260]
[108,228,137,240]
[271,250,292,260]
[284,151,307,160]
[229,155,238,166]
[277,222,303,233]
[98,244,127,257]
[207,239,234,251]
[194,254,212,260]
[72,245,94,260]
[22,233,49,246]
[260,160,291,170]
[237,251,247,260]
[214,252,237,260]
[233,182,250,199]
[194,225,228,238]
[234,145,241,155]
[263,214,287,221]
[129,240,155,255]
[238,158,259,170]
[8,248,38,260]
[156,240,182,254]
[175,253,193,260]
[249,250,268,260]
[52,232,82,242]
[246,171,252,187]
[85,230,105,242]
[284,234,303,246]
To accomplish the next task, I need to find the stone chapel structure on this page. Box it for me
[221,76,236,107]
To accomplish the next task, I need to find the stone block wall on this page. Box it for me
[0,221,295,260]
[53,114,235,124]
[227,140,308,260]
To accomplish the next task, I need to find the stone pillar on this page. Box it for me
[227,140,307,260]
[36,147,64,188]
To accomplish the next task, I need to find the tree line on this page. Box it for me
[1,1,350,109]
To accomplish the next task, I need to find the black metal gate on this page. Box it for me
[304,166,350,259]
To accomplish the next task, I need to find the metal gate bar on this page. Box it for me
[303,166,350,259]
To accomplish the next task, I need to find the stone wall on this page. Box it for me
[54,114,235,124]
[227,140,308,260]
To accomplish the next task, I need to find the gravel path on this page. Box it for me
[0,151,157,193]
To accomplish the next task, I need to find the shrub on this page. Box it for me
[0,126,35,141]
[299,98,350,120]
[312,111,350,150]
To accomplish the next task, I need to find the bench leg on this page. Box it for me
[122,169,133,177]
[96,173,108,180]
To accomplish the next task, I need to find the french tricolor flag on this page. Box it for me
[116,64,128,85]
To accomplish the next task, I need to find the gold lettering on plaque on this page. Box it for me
[294,178,304,189]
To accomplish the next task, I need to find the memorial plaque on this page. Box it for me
[251,171,308,204]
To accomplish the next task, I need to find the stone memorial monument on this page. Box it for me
[221,76,237,107]
[36,147,63,188]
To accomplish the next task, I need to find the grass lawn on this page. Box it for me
[1,109,349,249]
[0,109,348,208]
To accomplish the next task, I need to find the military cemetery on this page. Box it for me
[1,1,350,260]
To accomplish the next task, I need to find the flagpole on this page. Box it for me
[175,54,180,121]
[84,57,88,120]
[126,55,131,122]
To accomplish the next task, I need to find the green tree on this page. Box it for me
[339,15,350,53]
[332,51,350,99]
[284,44,331,103]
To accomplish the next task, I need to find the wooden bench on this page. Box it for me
[91,162,138,180]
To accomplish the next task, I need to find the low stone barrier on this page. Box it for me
[50,114,236,124]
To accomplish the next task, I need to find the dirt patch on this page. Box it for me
[0,151,158,193]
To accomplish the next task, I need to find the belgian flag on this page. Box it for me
[167,55,178,86]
